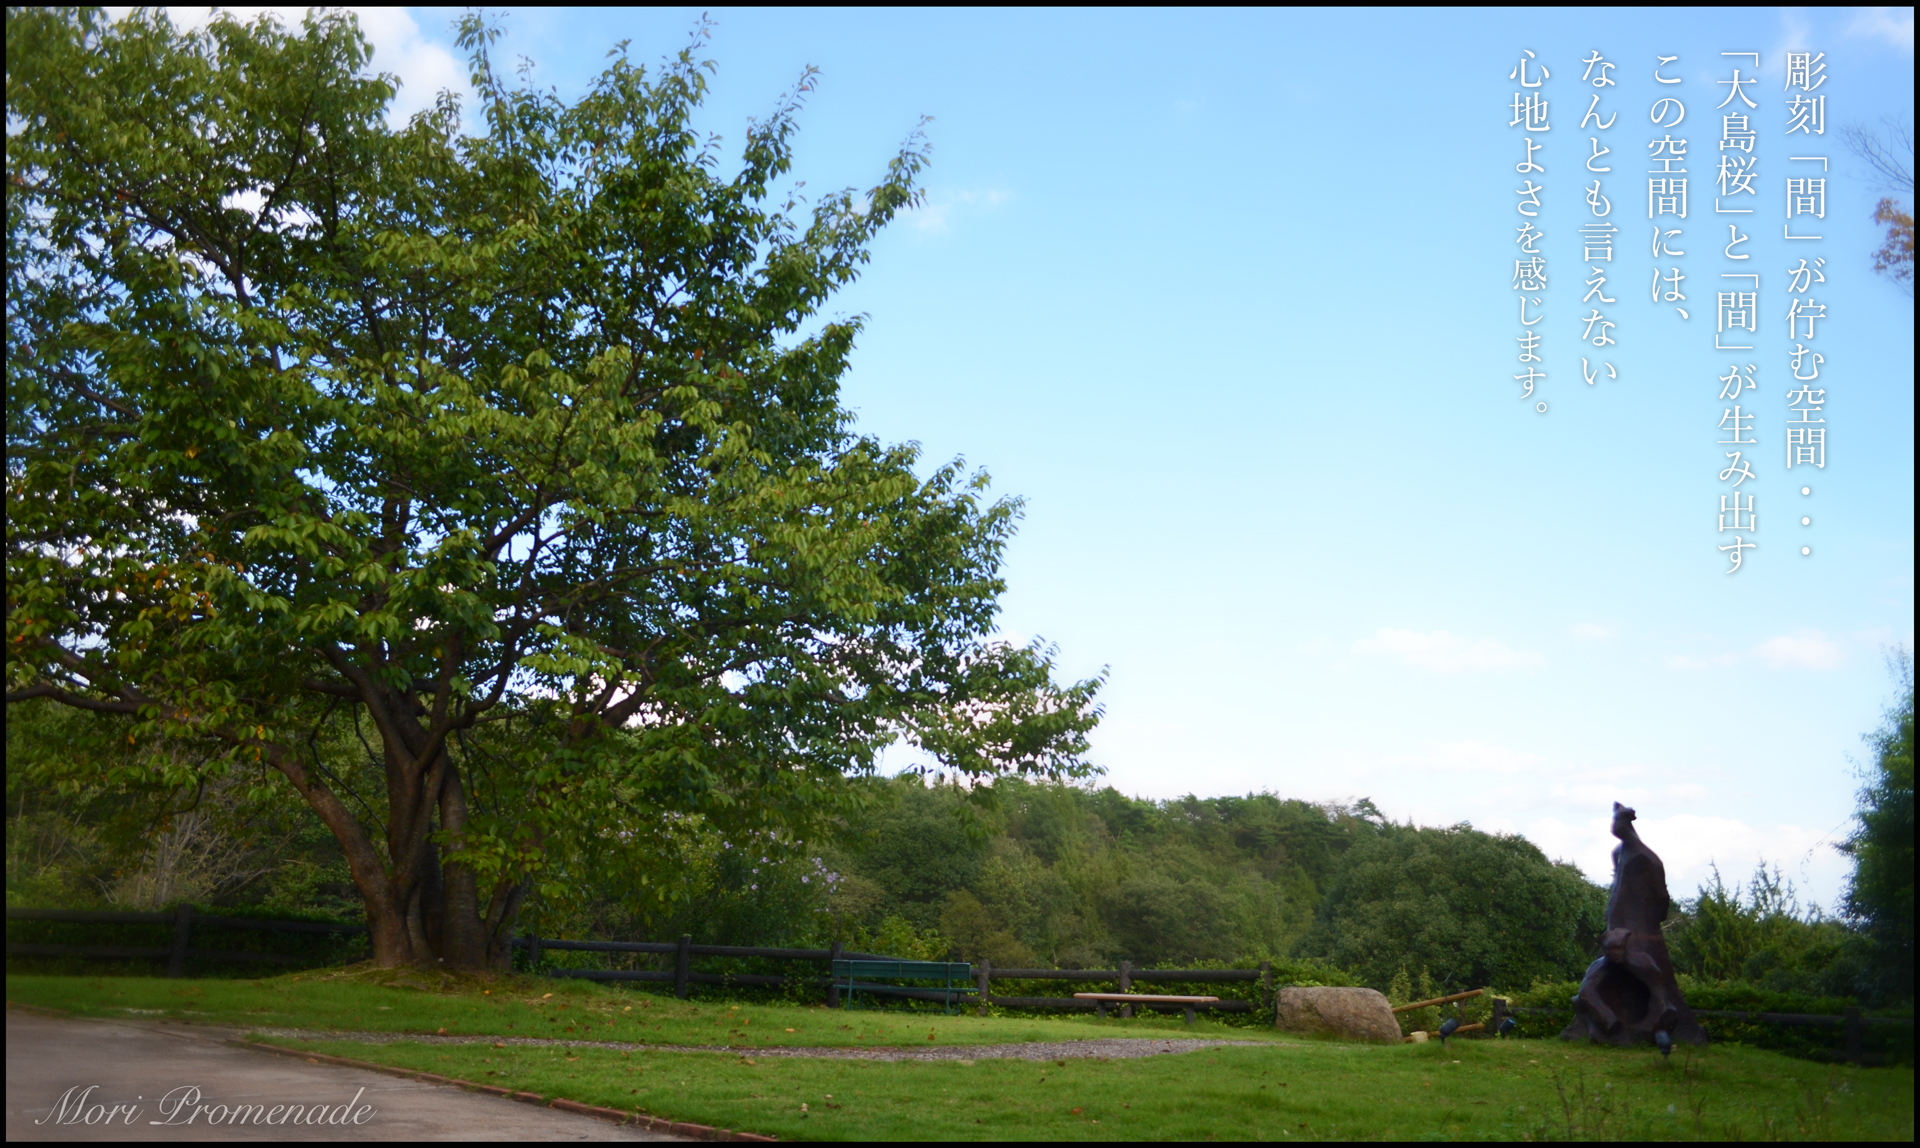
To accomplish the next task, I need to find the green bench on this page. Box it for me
[832,959,975,1015]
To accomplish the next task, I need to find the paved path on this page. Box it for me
[5,1011,681,1142]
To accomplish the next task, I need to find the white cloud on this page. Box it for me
[1665,651,1739,671]
[1571,622,1616,640]
[111,8,470,128]
[1526,812,1850,911]
[1354,628,1545,672]
[1667,629,1844,671]
[1752,629,1846,670]
[350,8,470,126]
[1422,740,1547,776]
[907,189,1014,234]
[1846,7,1916,54]
[1155,736,1854,906]
[908,201,954,233]
[1772,10,1815,61]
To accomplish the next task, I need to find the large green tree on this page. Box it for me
[1842,651,1915,1001]
[6,9,1100,969]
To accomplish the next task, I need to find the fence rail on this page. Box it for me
[4,943,306,965]
[9,906,1910,1056]
[5,907,367,935]
[986,996,1255,1013]
[6,905,367,977]
[5,909,1274,1016]
[984,967,1266,982]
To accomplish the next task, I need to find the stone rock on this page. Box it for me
[1275,987,1402,1043]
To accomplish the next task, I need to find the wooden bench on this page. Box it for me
[1073,992,1220,1026]
[832,959,975,1015]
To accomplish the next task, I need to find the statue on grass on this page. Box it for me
[1562,802,1708,1047]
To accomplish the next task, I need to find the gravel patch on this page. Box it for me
[245,1028,1271,1062]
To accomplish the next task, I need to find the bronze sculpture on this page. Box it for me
[1562,803,1708,1046]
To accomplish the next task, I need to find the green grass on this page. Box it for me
[3,970,1274,1047]
[275,1034,1912,1141]
[9,972,1912,1140]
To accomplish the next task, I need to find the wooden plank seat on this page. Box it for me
[1073,992,1221,1025]
[832,959,975,1015]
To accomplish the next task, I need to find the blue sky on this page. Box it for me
[165,6,1915,906]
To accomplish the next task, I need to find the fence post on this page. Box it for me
[827,941,843,1009]
[674,934,692,1000]
[1843,1006,1864,1063]
[1119,960,1133,1019]
[528,933,541,972]
[1491,997,1509,1036]
[166,903,194,979]
[977,958,991,1017]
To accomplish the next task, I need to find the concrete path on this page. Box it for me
[5,1010,682,1142]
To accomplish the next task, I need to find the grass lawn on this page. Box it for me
[3,969,1269,1047]
[277,1033,1911,1141]
[9,971,1913,1141]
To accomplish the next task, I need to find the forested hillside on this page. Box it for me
[836,780,1373,969]
[10,670,1909,1008]
[5,698,1601,992]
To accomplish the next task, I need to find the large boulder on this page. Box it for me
[1275,987,1402,1043]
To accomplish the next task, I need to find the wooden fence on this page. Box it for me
[6,906,367,978]
[7,908,1911,1059]
[522,943,1271,1015]
[5,909,1266,1014]
[523,935,890,1006]
[965,958,1267,1016]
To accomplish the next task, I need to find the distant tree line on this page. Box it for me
[9,655,1911,1010]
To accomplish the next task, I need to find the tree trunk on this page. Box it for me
[482,878,530,970]
[274,705,518,971]
[433,765,491,969]
[265,743,413,965]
